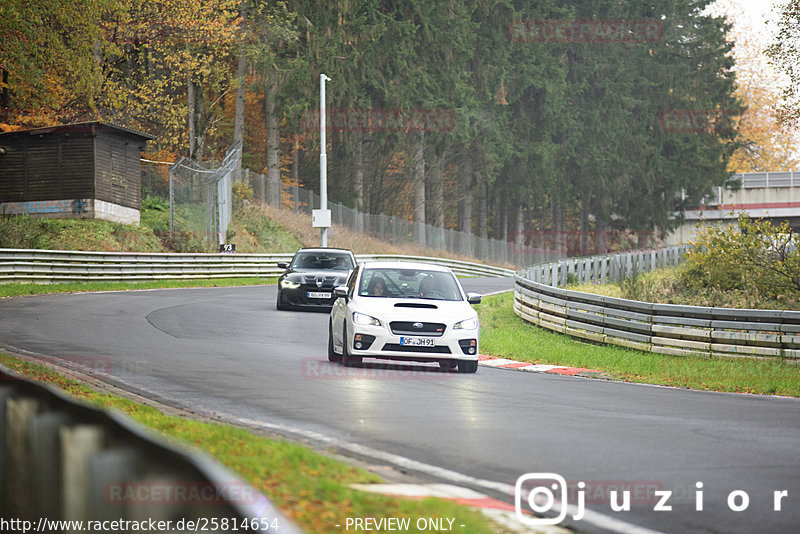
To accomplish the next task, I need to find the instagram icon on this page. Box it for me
[515,473,580,526]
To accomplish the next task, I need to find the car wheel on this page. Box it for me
[457,360,478,373]
[276,290,288,311]
[328,320,342,362]
[341,324,362,367]
[438,360,457,370]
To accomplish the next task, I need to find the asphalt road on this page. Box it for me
[1,279,799,534]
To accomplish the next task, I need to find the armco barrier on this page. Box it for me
[0,363,303,531]
[514,246,800,361]
[0,249,514,283]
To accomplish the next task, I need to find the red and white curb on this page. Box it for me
[350,483,569,533]
[478,355,600,376]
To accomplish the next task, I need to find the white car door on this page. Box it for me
[331,264,359,351]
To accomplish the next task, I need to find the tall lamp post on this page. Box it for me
[313,73,332,246]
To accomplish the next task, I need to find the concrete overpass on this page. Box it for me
[667,171,800,244]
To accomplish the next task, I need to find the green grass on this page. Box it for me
[0,353,497,534]
[1,200,304,255]
[477,292,800,397]
[0,278,278,299]
[0,215,166,251]
[227,206,304,253]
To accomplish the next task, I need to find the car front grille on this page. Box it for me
[389,321,446,337]
[301,274,339,288]
[381,344,452,354]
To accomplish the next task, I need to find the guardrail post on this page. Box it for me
[31,412,72,518]
[88,448,142,520]
[61,425,105,524]
[5,397,40,519]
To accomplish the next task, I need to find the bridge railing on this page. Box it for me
[735,171,800,189]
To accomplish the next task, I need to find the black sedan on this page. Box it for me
[276,248,356,311]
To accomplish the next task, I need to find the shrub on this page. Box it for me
[682,214,800,301]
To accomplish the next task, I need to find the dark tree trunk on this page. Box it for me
[413,133,426,247]
[265,73,279,206]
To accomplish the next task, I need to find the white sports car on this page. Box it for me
[328,261,482,373]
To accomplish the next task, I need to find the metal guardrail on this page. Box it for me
[0,363,302,532]
[513,247,800,361]
[0,249,514,283]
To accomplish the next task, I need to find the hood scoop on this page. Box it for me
[394,302,438,309]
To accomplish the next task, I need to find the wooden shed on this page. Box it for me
[0,122,153,224]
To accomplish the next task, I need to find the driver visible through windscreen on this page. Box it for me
[290,252,354,271]
[359,267,462,300]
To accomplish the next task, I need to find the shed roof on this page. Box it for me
[0,121,154,141]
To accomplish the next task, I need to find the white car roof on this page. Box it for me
[359,261,453,273]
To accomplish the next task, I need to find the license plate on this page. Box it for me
[307,291,332,299]
[400,336,435,347]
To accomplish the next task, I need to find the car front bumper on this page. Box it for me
[347,322,479,362]
[278,285,337,309]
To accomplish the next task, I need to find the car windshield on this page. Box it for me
[290,252,354,271]
[358,267,462,301]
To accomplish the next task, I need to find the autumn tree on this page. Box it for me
[0,0,115,127]
[711,0,799,172]
[768,0,800,129]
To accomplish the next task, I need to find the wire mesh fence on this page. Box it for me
[142,149,563,266]
[243,177,565,267]
[141,143,240,249]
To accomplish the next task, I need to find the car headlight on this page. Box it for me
[280,279,301,289]
[353,312,381,326]
[453,317,479,330]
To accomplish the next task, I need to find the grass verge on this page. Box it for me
[0,278,278,299]
[477,292,800,397]
[0,352,497,534]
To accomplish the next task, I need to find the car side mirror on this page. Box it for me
[277,262,288,269]
[334,286,349,301]
[467,292,482,305]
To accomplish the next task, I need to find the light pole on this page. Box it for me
[314,73,332,247]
